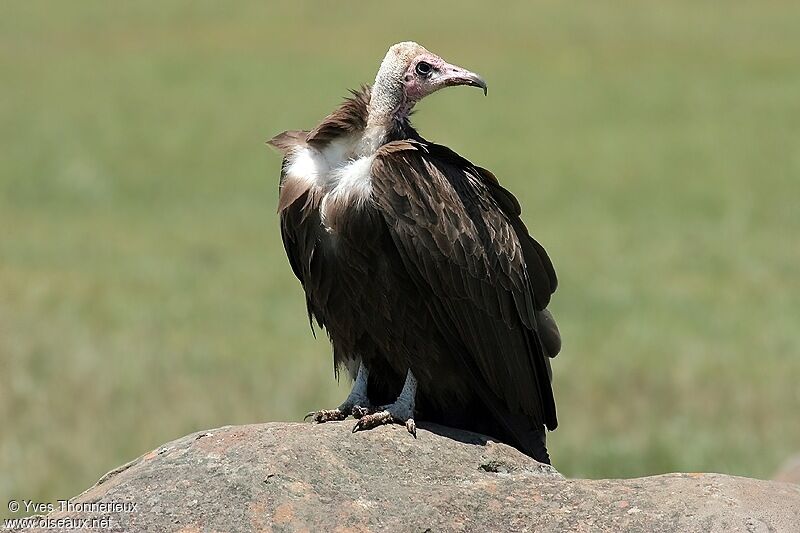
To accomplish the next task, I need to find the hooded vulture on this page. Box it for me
[268,42,561,464]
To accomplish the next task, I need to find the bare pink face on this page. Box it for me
[401,52,487,103]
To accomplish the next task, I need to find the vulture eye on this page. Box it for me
[415,61,432,76]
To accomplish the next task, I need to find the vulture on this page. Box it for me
[268,42,561,464]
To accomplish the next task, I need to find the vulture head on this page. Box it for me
[369,41,487,124]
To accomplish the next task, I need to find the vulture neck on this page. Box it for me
[357,69,412,156]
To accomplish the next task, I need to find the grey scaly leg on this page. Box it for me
[352,370,417,437]
[305,361,371,423]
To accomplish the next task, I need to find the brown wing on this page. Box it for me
[267,130,310,283]
[424,141,557,308]
[370,140,558,430]
[267,130,328,330]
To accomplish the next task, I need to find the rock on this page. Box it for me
[774,454,800,484]
[12,422,800,532]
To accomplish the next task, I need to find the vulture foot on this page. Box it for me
[352,408,417,437]
[352,370,417,438]
[304,408,350,423]
[304,361,370,424]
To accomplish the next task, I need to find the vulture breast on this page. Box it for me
[283,137,375,233]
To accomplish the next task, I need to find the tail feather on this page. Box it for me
[514,422,550,465]
[482,409,550,465]
[419,390,552,465]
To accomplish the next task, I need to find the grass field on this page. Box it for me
[2,0,799,516]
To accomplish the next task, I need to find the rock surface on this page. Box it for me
[14,422,800,532]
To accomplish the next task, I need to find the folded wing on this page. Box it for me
[370,140,558,430]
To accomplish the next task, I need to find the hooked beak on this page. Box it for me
[438,63,488,96]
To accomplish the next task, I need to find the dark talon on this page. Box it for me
[303,411,315,421]
[352,415,373,433]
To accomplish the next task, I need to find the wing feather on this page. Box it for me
[370,141,558,429]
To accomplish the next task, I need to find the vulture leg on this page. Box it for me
[304,361,371,423]
[352,370,417,437]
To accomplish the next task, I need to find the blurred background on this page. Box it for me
[2,0,799,517]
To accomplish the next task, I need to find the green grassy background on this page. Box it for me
[2,0,799,515]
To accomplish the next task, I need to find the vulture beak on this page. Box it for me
[438,63,488,96]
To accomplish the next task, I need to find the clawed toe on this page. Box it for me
[351,404,380,419]
[304,408,348,423]
[352,410,393,432]
[351,410,416,437]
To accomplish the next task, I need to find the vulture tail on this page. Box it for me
[507,416,550,465]
[469,387,553,465]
